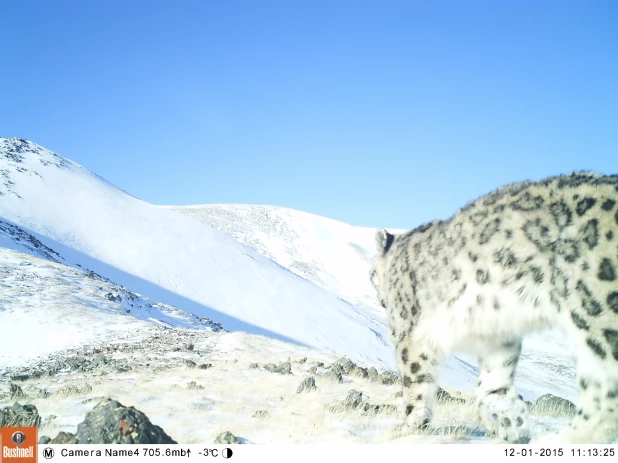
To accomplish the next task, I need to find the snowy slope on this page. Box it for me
[0,138,394,370]
[165,204,404,312]
[0,246,222,370]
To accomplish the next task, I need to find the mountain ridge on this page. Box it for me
[0,137,396,370]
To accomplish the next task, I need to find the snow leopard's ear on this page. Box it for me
[376,229,394,254]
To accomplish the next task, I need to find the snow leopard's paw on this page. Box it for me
[479,394,530,442]
[402,406,432,433]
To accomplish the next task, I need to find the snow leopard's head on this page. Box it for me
[370,228,395,308]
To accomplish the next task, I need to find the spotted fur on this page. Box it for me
[370,171,618,444]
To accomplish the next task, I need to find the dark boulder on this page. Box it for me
[74,398,177,444]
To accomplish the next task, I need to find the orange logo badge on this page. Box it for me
[1,427,37,463]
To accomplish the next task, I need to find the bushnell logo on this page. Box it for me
[1,426,38,462]
[11,432,26,446]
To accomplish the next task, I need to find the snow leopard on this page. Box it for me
[370,171,618,444]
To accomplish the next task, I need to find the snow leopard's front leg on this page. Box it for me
[476,338,530,442]
[397,340,443,431]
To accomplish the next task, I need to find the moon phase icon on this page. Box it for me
[223,448,233,458]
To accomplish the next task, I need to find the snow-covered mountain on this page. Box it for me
[0,137,393,370]
[165,204,402,312]
[0,137,577,406]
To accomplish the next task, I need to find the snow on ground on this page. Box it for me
[0,327,569,444]
[0,247,221,370]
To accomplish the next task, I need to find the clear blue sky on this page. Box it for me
[2,0,616,229]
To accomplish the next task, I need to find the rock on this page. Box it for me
[334,357,357,373]
[69,357,90,371]
[382,371,400,385]
[74,398,177,444]
[373,370,399,385]
[367,367,379,379]
[273,362,292,375]
[104,293,121,302]
[252,410,270,418]
[214,431,240,444]
[185,343,194,351]
[198,363,212,370]
[323,369,343,383]
[328,390,366,412]
[337,390,364,411]
[297,377,317,393]
[436,387,466,404]
[0,403,41,427]
[349,366,369,379]
[184,360,197,369]
[38,436,51,444]
[298,357,307,364]
[308,366,317,375]
[263,364,277,373]
[316,362,325,368]
[249,363,259,369]
[532,394,576,416]
[90,355,109,369]
[51,431,79,444]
